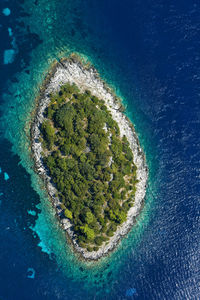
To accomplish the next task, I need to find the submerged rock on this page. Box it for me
[2,8,11,16]
[4,49,15,65]
[27,268,35,279]
[4,172,9,181]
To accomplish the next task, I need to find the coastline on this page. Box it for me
[31,54,148,260]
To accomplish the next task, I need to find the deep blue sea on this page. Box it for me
[0,1,199,299]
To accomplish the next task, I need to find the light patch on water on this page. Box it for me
[27,210,37,216]
[8,27,13,37]
[3,26,17,64]
[30,201,55,256]
[27,268,35,279]
[2,8,11,16]
[37,240,52,255]
[4,172,9,181]
[3,49,15,64]
[0,167,1,173]
[28,225,51,255]
[7,27,18,51]
[126,288,137,297]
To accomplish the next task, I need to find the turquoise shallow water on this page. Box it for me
[1,0,199,299]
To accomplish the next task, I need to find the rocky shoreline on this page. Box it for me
[31,54,148,260]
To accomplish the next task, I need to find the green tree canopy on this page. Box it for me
[40,83,137,251]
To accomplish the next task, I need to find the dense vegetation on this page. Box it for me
[40,83,137,252]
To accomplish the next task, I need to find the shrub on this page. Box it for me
[41,120,55,149]
[106,230,114,237]
[79,241,86,248]
[94,236,104,246]
[87,246,93,252]
[64,209,73,219]
[93,246,99,251]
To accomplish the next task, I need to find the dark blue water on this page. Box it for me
[0,0,199,299]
